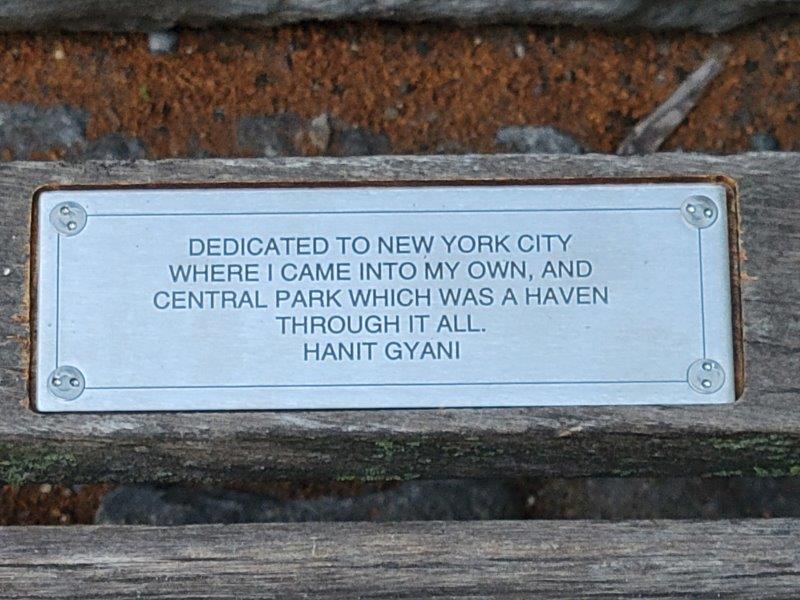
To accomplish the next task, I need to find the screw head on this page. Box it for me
[49,202,87,236]
[687,359,725,394]
[48,365,85,400]
[681,195,719,229]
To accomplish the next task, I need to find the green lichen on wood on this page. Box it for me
[373,440,397,460]
[707,434,800,477]
[608,469,639,477]
[372,438,429,466]
[335,469,420,483]
[152,468,176,482]
[374,438,422,457]
[439,438,506,461]
[328,439,432,482]
[356,466,403,482]
[709,434,795,453]
[0,444,77,486]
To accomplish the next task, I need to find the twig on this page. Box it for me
[616,43,731,155]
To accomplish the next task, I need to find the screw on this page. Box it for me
[681,195,719,229]
[687,359,725,394]
[49,202,87,236]
[47,366,85,400]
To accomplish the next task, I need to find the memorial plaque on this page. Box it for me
[33,182,736,412]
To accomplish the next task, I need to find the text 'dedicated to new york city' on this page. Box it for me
[35,183,735,411]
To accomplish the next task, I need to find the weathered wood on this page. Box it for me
[0,154,799,483]
[2,519,800,598]
[0,0,796,33]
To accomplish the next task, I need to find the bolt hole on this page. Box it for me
[702,379,712,388]
[52,377,62,386]
[69,378,80,387]
[686,204,696,213]
[60,206,70,215]
[702,362,713,370]
[703,208,713,217]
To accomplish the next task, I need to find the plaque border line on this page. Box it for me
[698,229,707,359]
[54,233,60,369]
[51,202,708,393]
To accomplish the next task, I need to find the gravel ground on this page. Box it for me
[0,20,794,160]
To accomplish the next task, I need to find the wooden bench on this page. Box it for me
[1,153,798,483]
[1,153,799,598]
[3,519,800,597]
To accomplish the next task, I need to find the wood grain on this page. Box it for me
[2,519,800,598]
[0,154,799,483]
[0,0,796,33]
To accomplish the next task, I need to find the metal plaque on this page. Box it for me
[34,182,735,412]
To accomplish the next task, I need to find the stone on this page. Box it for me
[434,140,466,154]
[307,113,331,152]
[329,123,391,156]
[95,480,524,525]
[749,132,780,151]
[236,113,390,156]
[81,133,146,160]
[527,477,800,520]
[236,113,304,157]
[495,125,585,154]
[0,102,86,159]
[147,31,178,54]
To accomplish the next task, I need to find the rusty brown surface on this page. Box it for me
[0,484,109,525]
[0,21,795,161]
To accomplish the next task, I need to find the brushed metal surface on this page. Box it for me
[34,182,734,412]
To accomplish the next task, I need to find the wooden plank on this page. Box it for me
[1,154,799,483]
[0,1,795,33]
[2,519,800,598]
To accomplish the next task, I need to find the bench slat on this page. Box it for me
[2,519,800,598]
[0,154,798,482]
